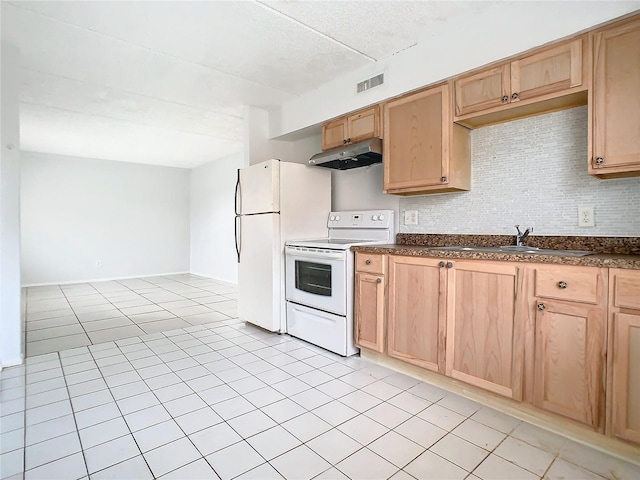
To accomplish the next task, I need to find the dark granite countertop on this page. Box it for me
[352,235,640,269]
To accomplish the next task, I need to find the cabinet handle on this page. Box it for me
[501,95,509,103]
[343,139,348,145]
[537,303,546,311]
[365,259,371,265]
[346,138,351,143]
[511,92,519,100]
[595,157,604,166]
[441,176,447,183]
[438,261,445,268]
[376,278,382,284]
[557,281,567,289]
[446,261,454,268]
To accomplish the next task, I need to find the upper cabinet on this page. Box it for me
[454,65,510,118]
[454,37,588,128]
[590,17,640,178]
[383,83,471,195]
[321,106,381,151]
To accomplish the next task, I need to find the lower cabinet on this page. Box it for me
[353,253,638,446]
[445,261,525,400]
[354,272,385,353]
[354,253,386,353]
[609,268,640,443]
[533,299,605,429]
[387,256,445,372]
[531,265,607,430]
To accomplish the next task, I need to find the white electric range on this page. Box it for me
[284,210,395,356]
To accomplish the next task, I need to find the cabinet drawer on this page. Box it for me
[534,266,600,304]
[613,272,640,310]
[356,253,385,274]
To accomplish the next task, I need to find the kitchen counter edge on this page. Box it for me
[351,245,640,269]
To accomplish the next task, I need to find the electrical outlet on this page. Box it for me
[404,210,418,225]
[578,206,595,227]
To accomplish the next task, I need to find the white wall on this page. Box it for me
[270,2,640,138]
[244,107,293,166]
[0,42,23,368]
[331,164,399,213]
[400,107,640,236]
[21,152,191,285]
[190,153,243,283]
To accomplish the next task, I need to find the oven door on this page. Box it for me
[285,246,346,316]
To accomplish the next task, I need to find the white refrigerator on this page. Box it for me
[235,159,331,332]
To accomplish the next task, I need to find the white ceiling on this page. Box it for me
[1,0,501,168]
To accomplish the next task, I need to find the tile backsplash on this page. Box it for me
[400,106,640,236]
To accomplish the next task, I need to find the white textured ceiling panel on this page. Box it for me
[2,4,293,110]
[8,0,373,95]
[20,104,242,169]
[260,0,502,59]
[0,0,540,168]
[21,70,243,140]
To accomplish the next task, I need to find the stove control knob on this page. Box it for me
[371,214,378,221]
[330,215,335,221]
[335,215,341,221]
[378,214,385,221]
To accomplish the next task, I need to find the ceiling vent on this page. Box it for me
[356,73,384,94]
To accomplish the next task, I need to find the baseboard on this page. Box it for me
[188,271,238,287]
[361,350,640,466]
[22,271,192,288]
[0,355,25,370]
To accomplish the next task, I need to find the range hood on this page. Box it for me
[308,137,382,170]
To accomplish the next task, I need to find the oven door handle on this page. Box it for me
[285,248,345,261]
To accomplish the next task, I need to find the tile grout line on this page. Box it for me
[18,278,620,480]
[26,274,236,357]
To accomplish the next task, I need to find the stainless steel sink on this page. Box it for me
[430,246,593,257]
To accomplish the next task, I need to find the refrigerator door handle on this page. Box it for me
[235,215,241,263]
[234,169,241,215]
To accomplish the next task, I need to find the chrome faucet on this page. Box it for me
[515,225,533,246]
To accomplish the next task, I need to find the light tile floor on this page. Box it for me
[2,317,638,480]
[24,274,238,357]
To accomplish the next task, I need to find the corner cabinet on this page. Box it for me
[590,17,640,178]
[354,253,386,353]
[608,268,640,443]
[454,37,588,128]
[383,84,471,195]
[531,265,607,430]
[322,106,381,151]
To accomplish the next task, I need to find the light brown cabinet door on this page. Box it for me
[534,300,604,428]
[611,312,640,443]
[347,106,380,144]
[354,272,385,353]
[383,85,447,191]
[446,261,524,400]
[387,256,445,372]
[454,65,510,117]
[591,18,640,174]
[511,38,583,103]
[322,118,347,150]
